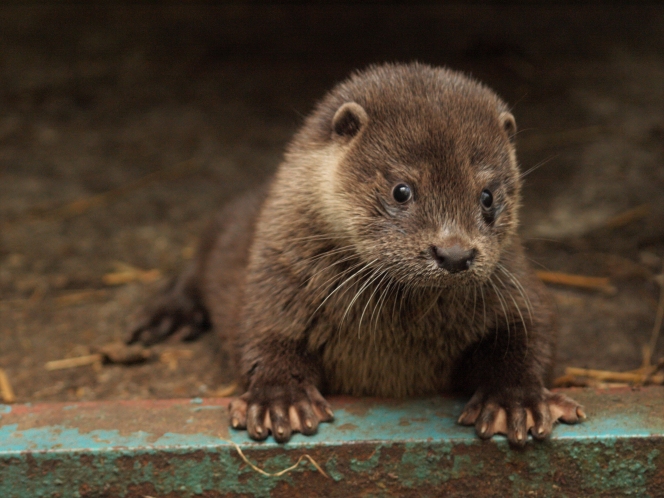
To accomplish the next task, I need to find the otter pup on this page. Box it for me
[128,62,585,446]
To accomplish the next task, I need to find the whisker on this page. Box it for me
[471,283,477,324]
[398,280,410,326]
[497,263,534,327]
[479,282,487,333]
[307,257,364,301]
[372,268,398,340]
[488,278,511,359]
[494,270,529,357]
[309,258,378,321]
[287,233,355,243]
[518,155,557,180]
[418,286,443,323]
[304,245,356,263]
[358,267,391,337]
[390,281,402,328]
[341,264,385,331]
[301,251,359,289]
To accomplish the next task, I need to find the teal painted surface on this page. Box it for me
[1,388,664,496]
[0,397,661,452]
[0,398,472,452]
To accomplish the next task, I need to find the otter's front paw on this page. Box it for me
[228,384,334,443]
[457,388,585,446]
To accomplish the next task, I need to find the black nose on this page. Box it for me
[431,245,476,273]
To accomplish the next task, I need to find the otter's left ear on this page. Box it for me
[332,102,368,139]
[499,112,517,142]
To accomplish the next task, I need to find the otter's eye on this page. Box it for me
[392,183,412,204]
[480,189,493,210]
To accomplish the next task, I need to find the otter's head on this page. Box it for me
[286,63,521,287]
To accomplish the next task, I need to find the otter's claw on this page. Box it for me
[458,388,585,446]
[229,384,334,443]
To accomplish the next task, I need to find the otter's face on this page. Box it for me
[323,95,521,288]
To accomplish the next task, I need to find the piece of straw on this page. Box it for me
[643,270,664,368]
[565,366,664,385]
[0,368,16,403]
[536,271,616,294]
[45,354,103,371]
[224,438,328,478]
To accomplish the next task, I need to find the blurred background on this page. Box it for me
[1,4,663,403]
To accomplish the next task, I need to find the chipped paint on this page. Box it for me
[1,388,664,496]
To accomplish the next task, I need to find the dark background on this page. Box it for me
[1,4,663,402]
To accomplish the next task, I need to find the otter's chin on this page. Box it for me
[406,269,490,290]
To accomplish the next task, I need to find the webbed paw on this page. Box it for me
[457,388,585,446]
[228,383,334,443]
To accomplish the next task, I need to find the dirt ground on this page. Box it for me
[1,5,663,404]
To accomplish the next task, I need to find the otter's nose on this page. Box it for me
[431,245,476,273]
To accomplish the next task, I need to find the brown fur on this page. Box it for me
[129,62,583,445]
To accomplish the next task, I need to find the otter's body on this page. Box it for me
[130,63,583,445]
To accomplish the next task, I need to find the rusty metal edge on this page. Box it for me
[1,387,663,497]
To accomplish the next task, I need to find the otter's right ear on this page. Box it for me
[332,102,368,139]
[499,111,517,142]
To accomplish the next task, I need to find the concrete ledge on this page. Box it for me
[1,388,663,497]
